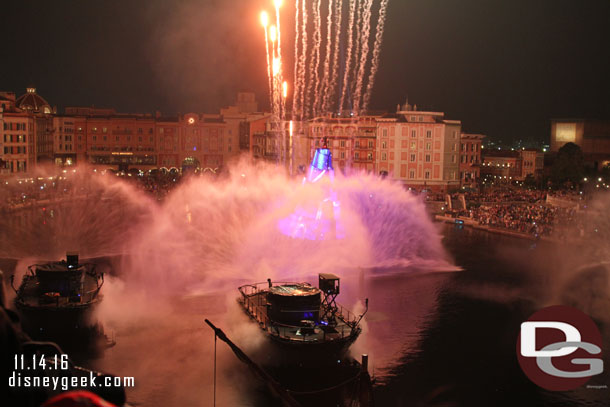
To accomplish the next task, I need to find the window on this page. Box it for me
[426,142,431,150]
[341,151,346,159]
[451,155,456,163]
[93,135,97,141]
[410,153,416,162]
[103,136,107,141]
[368,140,374,148]
[138,128,143,134]
[425,170,431,179]
[410,141,416,149]
[425,154,431,162]
[340,140,346,147]
[381,141,386,149]
[103,127,107,133]
[409,170,415,179]
[355,152,360,159]
[355,141,360,148]
[426,130,432,138]
[367,152,373,160]
[381,152,387,160]
[382,129,388,137]
[411,130,417,138]
[419,116,424,122]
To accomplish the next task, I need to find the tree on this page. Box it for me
[551,142,584,186]
[523,173,537,188]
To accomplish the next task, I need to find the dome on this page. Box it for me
[16,87,52,114]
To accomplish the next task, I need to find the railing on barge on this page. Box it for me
[238,282,361,342]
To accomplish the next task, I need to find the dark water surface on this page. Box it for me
[4,219,609,406]
[369,224,609,407]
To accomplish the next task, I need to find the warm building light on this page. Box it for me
[260,11,268,27]
[269,25,277,42]
[274,0,283,8]
[282,81,287,98]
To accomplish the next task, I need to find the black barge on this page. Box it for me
[238,273,367,365]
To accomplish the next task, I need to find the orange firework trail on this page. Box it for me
[274,0,285,122]
[353,0,373,114]
[298,0,308,120]
[340,0,357,113]
[260,11,273,112]
[318,0,334,115]
[261,1,389,121]
[363,0,389,111]
[329,0,343,113]
[292,0,301,120]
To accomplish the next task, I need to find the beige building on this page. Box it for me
[551,119,610,170]
[376,102,461,191]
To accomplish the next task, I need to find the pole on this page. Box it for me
[213,332,217,407]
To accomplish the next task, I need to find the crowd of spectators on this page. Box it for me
[429,186,589,239]
[0,169,192,211]
[471,204,578,237]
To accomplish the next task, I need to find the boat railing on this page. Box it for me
[238,282,359,342]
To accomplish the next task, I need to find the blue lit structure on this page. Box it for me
[278,146,344,240]
[307,148,334,183]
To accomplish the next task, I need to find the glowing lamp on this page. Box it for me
[269,25,277,42]
[274,0,283,8]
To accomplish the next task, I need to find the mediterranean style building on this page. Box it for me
[1,88,485,191]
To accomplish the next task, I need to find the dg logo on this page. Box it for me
[517,305,604,391]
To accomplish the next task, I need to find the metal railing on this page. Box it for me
[238,282,359,342]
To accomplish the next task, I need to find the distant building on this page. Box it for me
[459,133,484,187]
[481,150,521,182]
[376,101,461,191]
[1,87,55,174]
[550,119,610,171]
[0,92,35,174]
[520,149,544,180]
[481,148,544,183]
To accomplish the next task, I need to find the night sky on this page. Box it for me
[1,0,609,144]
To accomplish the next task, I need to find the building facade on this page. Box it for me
[459,133,484,187]
[376,103,461,191]
[551,119,610,171]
